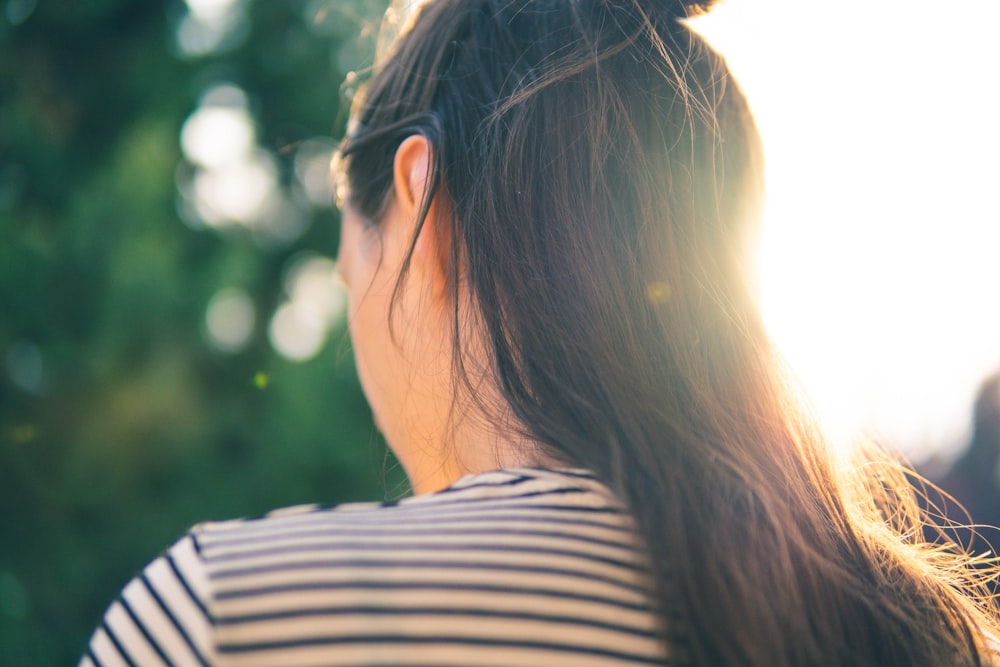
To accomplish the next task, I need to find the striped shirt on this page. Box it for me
[80,467,675,666]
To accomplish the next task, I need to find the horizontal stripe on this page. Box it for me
[217,634,665,665]
[205,536,643,573]
[212,587,664,639]
[210,554,645,593]
[213,641,679,667]
[302,492,622,523]
[430,474,536,495]
[416,468,599,492]
[379,487,619,511]
[212,577,654,611]
[203,524,635,559]
[210,589,682,642]
[218,604,658,638]
[198,508,632,550]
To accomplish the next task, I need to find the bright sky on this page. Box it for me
[691,1,1000,462]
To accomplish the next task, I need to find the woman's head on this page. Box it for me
[337,1,999,664]
[339,0,764,489]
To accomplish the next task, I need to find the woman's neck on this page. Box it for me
[403,429,563,495]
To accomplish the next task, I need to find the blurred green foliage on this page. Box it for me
[0,1,402,664]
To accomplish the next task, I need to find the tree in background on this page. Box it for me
[0,1,400,664]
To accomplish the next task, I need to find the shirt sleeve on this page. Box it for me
[80,532,216,667]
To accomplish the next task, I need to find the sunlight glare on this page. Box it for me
[692,0,1000,460]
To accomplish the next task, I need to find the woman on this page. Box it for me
[82,0,1000,665]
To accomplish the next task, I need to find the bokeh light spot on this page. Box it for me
[181,105,255,170]
[205,287,255,352]
[185,0,237,22]
[253,372,269,390]
[177,0,247,57]
[268,302,327,362]
[268,254,346,362]
[294,138,338,207]
[191,151,277,224]
[5,340,43,394]
[5,0,37,26]
[10,424,37,445]
[284,254,346,325]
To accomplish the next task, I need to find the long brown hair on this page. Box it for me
[339,0,1000,664]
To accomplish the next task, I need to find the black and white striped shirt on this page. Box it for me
[81,467,675,666]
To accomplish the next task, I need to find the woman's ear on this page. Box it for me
[392,135,450,298]
[393,135,431,217]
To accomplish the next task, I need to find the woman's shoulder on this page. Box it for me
[188,467,662,666]
[81,468,670,666]
[189,466,633,559]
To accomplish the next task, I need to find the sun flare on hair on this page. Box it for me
[691,0,1000,461]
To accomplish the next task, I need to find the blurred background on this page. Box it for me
[2,0,999,665]
[1,1,405,664]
